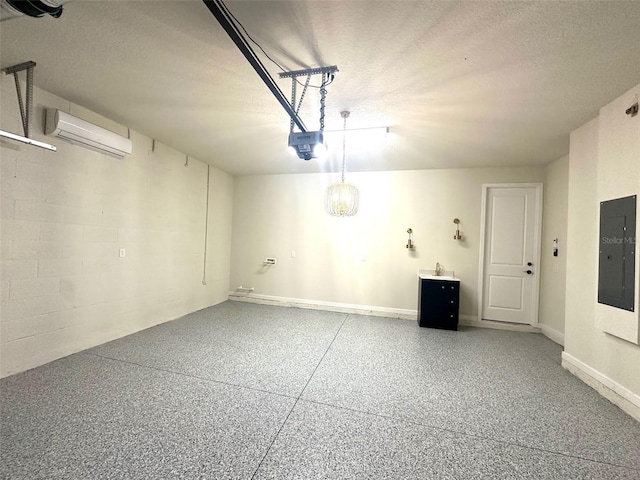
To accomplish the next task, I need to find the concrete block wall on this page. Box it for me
[0,80,233,377]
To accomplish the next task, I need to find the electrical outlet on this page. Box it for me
[119,248,126,258]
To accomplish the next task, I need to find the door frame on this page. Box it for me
[477,183,544,326]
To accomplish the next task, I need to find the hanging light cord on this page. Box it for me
[341,111,349,183]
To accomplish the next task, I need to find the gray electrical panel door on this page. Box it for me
[598,195,636,311]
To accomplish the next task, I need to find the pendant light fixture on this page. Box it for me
[326,111,359,217]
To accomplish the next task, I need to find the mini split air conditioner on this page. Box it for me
[45,109,132,159]
[0,0,68,21]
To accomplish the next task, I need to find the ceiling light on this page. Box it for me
[323,126,389,152]
[323,126,389,137]
[326,111,359,217]
[313,142,327,158]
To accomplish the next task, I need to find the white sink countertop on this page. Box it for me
[418,269,459,281]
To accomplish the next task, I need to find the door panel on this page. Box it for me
[482,186,541,325]
[488,276,523,310]
[490,195,526,265]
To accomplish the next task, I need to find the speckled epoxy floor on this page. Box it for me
[2,301,639,479]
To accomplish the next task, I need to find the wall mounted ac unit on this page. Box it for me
[45,109,132,159]
[0,0,68,22]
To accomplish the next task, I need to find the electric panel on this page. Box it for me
[598,195,636,311]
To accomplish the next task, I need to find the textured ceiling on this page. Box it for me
[2,1,640,175]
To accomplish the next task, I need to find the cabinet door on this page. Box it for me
[419,280,459,330]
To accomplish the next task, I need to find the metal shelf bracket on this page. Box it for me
[1,61,56,151]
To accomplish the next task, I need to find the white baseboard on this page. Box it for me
[229,293,550,334]
[562,352,640,422]
[228,292,418,320]
[458,316,542,333]
[539,324,565,346]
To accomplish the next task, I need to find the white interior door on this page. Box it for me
[480,185,542,325]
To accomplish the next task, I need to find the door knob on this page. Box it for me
[524,270,533,275]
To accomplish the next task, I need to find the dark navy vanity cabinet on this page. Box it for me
[418,276,460,330]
